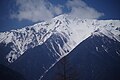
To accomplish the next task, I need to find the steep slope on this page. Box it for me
[0,64,26,80]
[0,14,120,80]
[0,15,94,63]
[41,33,120,80]
[0,15,120,63]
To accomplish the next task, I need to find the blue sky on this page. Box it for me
[0,0,120,32]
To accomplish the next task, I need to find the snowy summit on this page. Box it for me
[0,14,120,63]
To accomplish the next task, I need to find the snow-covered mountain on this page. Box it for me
[41,33,120,80]
[0,14,120,63]
[0,14,120,80]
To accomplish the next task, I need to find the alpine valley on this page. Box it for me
[0,14,120,80]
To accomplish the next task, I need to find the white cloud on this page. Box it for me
[11,0,104,22]
[66,0,104,19]
[11,0,63,22]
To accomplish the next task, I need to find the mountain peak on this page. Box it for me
[0,15,120,63]
[53,14,68,19]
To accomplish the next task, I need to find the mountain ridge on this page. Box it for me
[0,14,120,80]
[0,14,120,63]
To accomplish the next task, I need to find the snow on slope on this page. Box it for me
[0,14,120,63]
